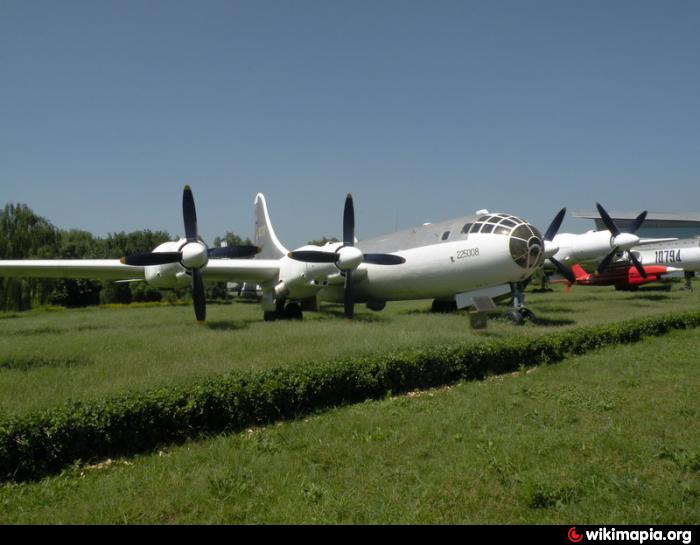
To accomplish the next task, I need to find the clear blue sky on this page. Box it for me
[2,0,699,248]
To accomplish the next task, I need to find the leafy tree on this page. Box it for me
[307,236,339,246]
[212,231,252,248]
[0,203,60,310]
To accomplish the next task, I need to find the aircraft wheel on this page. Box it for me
[431,300,457,313]
[507,309,525,325]
[520,308,536,322]
[263,311,277,322]
[284,302,303,321]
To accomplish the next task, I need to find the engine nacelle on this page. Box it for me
[144,264,190,289]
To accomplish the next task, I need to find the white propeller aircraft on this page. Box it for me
[631,237,700,290]
[541,203,676,283]
[0,186,552,324]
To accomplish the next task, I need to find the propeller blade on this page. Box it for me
[343,193,355,246]
[287,251,339,263]
[596,247,619,275]
[208,245,261,259]
[550,257,576,283]
[595,202,620,237]
[544,208,566,242]
[191,267,206,323]
[344,270,354,319]
[362,253,406,265]
[628,252,648,279]
[627,210,648,234]
[120,252,182,266]
[183,185,199,242]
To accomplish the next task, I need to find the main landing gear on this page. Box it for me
[431,300,458,313]
[508,281,536,325]
[682,271,695,292]
[263,300,303,321]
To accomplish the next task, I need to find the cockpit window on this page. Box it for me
[509,223,544,270]
[441,230,450,240]
[467,214,531,237]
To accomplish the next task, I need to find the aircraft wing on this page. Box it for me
[202,259,280,283]
[637,238,679,245]
[0,260,145,280]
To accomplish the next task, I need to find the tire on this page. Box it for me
[507,309,524,325]
[263,311,277,322]
[431,300,457,313]
[284,302,303,320]
[520,308,536,321]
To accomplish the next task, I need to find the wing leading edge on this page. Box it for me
[0,260,145,280]
[0,258,281,285]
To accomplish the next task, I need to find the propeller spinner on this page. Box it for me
[287,193,406,319]
[121,185,260,323]
[595,203,647,278]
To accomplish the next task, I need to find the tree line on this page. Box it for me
[0,203,250,311]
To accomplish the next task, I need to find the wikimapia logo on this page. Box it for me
[567,527,693,544]
[569,528,584,543]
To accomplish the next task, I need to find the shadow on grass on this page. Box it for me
[491,314,576,327]
[206,320,255,331]
[399,308,469,316]
[624,293,672,301]
[530,305,575,314]
[0,324,107,337]
[530,316,576,327]
[0,356,91,372]
[316,307,390,323]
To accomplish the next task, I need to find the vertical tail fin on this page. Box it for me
[254,193,288,259]
[570,264,588,281]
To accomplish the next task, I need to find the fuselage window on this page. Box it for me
[480,223,495,234]
[441,230,450,240]
[461,223,472,234]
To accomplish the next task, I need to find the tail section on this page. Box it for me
[254,193,288,259]
[570,264,588,281]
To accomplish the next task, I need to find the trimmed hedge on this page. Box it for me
[2,310,700,482]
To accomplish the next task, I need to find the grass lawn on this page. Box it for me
[0,283,697,416]
[0,325,697,523]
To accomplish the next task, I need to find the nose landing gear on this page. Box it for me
[508,281,536,325]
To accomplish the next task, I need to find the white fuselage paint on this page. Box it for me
[549,231,617,264]
[135,218,542,306]
[634,241,700,272]
[278,235,529,304]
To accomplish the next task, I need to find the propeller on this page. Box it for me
[595,203,647,278]
[120,185,260,323]
[287,193,406,319]
[542,208,576,284]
